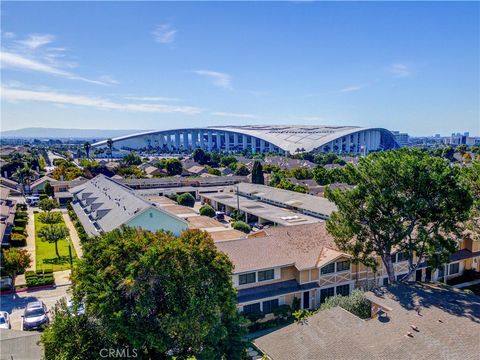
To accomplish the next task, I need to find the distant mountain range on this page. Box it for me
[1,127,151,139]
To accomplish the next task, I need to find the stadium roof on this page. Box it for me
[92,125,398,153]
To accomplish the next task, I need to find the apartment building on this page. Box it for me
[216,222,480,316]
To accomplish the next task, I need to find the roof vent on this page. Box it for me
[405,332,414,338]
[410,325,419,332]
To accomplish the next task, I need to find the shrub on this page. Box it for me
[39,193,49,200]
[177,193,195,207]
[26,271,55,288]
[16,211,28,219]
[14,218,27,227]
[243,311,265,323]
[12,226,25,235]
[10,233,26,247]
[33,210,39,214]
[319,290,371,319]
[16,203,27,211]
[199,205,216,218]
[292,297,301,311]
[273,304,291,319]
[232,221,251,234]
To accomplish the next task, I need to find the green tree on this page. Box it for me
[234,163,250,176]
[232,221,251,234]
[199,204,216,217]
[13,165,35,195]
[68,227,246,359]
[106,138,114,161]
[207,166,221,176]
[39,198,58,212]
[165,158,183,176]
[38,224,69,258]
[42,299,111,360]
[192,148,207,164]
[290,167,313,180]
[44,181,54,197]
[220,155,237,168]
[83,142,91,159]
[251,160,265,185]
[456,144,467,155]
[122,152,142,166]
[313,165,330,185]
[2,248,31,288]
[325,149,473,283]
[442,146,455,161]
[177,192,196,207]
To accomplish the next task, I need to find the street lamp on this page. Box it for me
[66,236,73,268]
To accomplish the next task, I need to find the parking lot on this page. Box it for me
[0,285,70,331]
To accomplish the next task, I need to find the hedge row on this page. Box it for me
[67,203,89,242]
[25,270,55,288]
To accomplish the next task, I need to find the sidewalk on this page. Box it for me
[452,278,480,289]
[25,207,36,271]
[62,212,83,258]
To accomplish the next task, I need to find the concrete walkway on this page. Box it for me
[452,278,480,289]
[62,212,83,258]
[25,207,36,271]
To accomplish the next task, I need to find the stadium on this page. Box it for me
[92,125,399,155]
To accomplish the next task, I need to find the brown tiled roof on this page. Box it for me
[216,222,340,273]
[255,283,480,360]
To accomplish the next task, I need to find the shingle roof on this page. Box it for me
[215,222,341,273]
[255,283,480,360]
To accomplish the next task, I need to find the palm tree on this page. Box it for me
[38,224,69,258]
[13,166,35,195]
[106,138,113,162]
[83,142,91,159]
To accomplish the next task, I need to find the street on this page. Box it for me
[0,285,71,331]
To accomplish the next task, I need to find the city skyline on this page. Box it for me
[1,1,479,136]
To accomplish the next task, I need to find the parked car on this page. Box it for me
[215,211,225,221]
[66,299,85,316]
[0,276,13,291]
[0,311,11,329]
[25,196,39,206]
[22,301,49,331]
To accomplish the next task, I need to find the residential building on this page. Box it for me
[0,187,16,247]
[254,283,480,360]
[69,175,188,237]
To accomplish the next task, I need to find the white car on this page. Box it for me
[0,311,11,329]
[67,299,85,316]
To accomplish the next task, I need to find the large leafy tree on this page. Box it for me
[251,160,265,184]
[326,149,473,283]
[38,224,69,258]
[2,248,31,288]
[61,228,246,359]
[165,158,183,176]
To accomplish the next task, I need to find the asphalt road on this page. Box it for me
[0,285,71,331]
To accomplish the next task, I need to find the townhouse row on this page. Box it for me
[216,223,480,315]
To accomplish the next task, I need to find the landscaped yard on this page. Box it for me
[35,212,78,272]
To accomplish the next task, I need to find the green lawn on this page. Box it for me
[35,212,78,272]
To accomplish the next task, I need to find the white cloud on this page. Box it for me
[98,75,119,85]
[1,86,202,114]
[124,96,181,102]
[340,85,363,93]
[211,111,258,119]
[17,34,55,49]
[152,24,177,43]
[192,70,232,90]
[389,63,411,78]
[1,51,109,85]
[2,32,15,39]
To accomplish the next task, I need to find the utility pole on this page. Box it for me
[236,185,240,220]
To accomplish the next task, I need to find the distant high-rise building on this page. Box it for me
[391,131,409,147]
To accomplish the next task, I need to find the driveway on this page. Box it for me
[0,285,71,331]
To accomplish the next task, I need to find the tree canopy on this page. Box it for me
[49,228,247,359]
[251,160,264,185]
[325,148,473,283]
[199,204,216,217]
[39,198,58,212]
[177,192,196,207]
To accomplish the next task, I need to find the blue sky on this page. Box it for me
[1,1,479,136]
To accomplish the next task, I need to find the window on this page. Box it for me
[383,277,389,286]
[258,269,275,282]
[396,274,406,281]
[390,254,397,264]
[321,263,335,275]
[239,272,256,285]
[336,260,350,272]
[262,299,279,314]
[336,284,350,296]
[320,287,335,303]
[242,303,260,315]
[449,263,460,275]
[396,252,408,262]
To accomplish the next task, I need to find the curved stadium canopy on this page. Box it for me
[92,125,399,154]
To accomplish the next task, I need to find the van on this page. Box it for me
[215,211,225,221]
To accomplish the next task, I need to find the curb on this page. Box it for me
[0,283,62,296]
